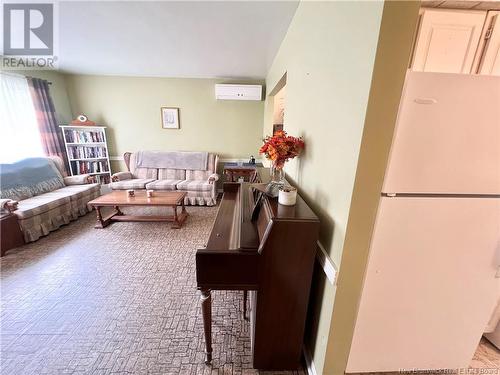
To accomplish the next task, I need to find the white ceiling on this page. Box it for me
[58,1,299,79]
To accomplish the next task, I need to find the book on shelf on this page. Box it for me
[64,129,105,143]
[68,146,107,159]
[70,160,109,175]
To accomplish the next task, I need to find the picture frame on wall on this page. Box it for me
[161,107,180,129]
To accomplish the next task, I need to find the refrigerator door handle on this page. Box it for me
[414,98,437,105]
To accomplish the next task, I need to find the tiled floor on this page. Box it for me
[471,338,500,370]
[1,206,305,375]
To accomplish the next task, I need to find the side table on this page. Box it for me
[224,163,262,183]
[1,213,24,256]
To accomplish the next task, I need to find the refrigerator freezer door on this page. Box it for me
[347,196,500,373]
[383,72,500,195]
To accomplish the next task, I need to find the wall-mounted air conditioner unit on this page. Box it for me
[215,84,262,101]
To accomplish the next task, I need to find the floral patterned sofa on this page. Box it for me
[0,156,100,243]
[110,151,219,206]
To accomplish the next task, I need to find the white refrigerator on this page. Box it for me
[347,72,500,373]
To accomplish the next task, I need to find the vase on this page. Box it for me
[270,163,285,185]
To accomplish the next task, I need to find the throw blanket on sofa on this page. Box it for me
[135,151,209,170]
[0,157,65,201]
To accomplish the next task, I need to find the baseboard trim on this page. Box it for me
[303,346,318,375]
[316,241,337,285]
[109,156,123,161]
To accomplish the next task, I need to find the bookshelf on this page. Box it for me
[60,125,112,184]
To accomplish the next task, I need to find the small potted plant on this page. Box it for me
[259,130,304,185]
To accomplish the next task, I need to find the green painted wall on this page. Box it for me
[263,2,384,373]
[64,74,265,171]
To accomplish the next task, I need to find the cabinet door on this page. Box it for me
[412,9,487,73]
[475,11,500,76]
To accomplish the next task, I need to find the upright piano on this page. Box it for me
[196,180,320,370]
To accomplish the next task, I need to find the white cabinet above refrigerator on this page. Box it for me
[411,9,487,74]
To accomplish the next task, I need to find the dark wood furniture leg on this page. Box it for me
[94,206,106,228]
[243,290,248,320]
[171,205,180,229]
[0,213,25,256]
[94,206,120,228]
[172,201,188,229]
[200,288,213,364]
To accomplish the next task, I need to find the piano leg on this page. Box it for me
[243,290,248,320]
[200,288,212,364]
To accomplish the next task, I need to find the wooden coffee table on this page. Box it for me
[88,191,188,229]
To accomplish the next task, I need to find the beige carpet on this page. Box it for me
[1,206,306,375]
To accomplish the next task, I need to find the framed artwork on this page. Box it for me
[161,107,180,129]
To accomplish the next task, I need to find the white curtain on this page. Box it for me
[0,72,45,163]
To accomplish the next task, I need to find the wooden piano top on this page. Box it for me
[252,168,318,222]
[203,181,318,251]
[253,184,319,222]
[203,183,255,251]
[196,179,319,290]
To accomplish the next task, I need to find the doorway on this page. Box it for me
[272,85,285,134]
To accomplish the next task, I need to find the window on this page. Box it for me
[0,72,45,163]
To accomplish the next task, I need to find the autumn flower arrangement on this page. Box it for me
[259,131,304,184]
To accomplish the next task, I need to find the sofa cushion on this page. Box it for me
[185,153,217,180]
[158,168,186,180]
[185,170,211,180]
[145,180,182,191]
[51,184,100,201]
[134,168,158,179]
[0,157,65,201]
[14,191,71,219]
[110,179,155,190]
[176,180,213,192]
